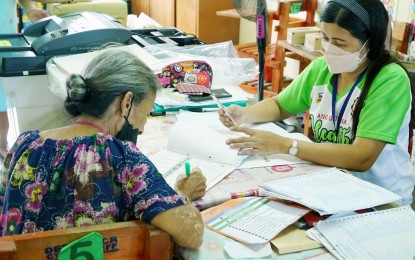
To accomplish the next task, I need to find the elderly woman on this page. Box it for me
[0,49,207,249]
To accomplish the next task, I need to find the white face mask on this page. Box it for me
[321,40,368,74]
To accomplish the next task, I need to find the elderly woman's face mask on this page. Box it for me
[116,97,141,143]
[116,93,155,143]
[116,113,140,143]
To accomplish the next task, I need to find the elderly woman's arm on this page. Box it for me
[151,167,206,248]
[151,204,204,249]
[151,167,207,249]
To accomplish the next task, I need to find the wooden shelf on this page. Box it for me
[277,40,322,61]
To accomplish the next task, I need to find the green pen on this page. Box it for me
[185,162,191,177]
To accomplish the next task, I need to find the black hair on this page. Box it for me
[64,49,161,118]
[321,0,415,143]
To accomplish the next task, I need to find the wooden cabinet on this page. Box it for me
[131,0,240,44]
[131,0,175,27]
[175,0,239,44]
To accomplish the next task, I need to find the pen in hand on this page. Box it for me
[185,161,191,177]
[211,93,237,125]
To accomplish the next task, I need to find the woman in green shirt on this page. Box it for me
[219,0,415,205]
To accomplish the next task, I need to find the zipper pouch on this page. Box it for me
[158,60,213,88]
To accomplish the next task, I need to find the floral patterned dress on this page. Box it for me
[0,131,186,236]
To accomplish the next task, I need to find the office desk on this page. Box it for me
[178,227,331,259]
[138,115,334,259]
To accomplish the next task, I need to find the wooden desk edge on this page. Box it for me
[0,221,173,260]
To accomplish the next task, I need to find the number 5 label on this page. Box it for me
[58,232,104,260]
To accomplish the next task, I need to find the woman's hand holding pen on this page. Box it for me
[218,105,246,128]
[226,127,291,155]
[175,167,207,201]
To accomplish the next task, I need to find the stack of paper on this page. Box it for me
[168,112,310,168]
[259,168,401,215]
[309,206,415,259]
[202,197,310,244]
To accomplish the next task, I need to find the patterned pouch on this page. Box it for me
[176,83,212,96]
[158,60,213,88]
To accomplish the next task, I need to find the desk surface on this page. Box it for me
[139,114,334,258]
[178,227,332,260]
[179,163,334,259]
[278,40,322,61]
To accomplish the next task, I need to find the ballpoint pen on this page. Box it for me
[211,93,237,125]
[185,161,191,177]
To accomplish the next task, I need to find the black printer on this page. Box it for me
[0,11,131,76]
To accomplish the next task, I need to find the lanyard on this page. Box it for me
[72,120,106,134]
[331,70,366,137]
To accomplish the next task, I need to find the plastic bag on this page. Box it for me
[144,41,258,86]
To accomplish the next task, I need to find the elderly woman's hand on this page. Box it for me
[175,167,207,201]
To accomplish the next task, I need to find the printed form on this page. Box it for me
[204,197,309,244]
[314,206,415,259]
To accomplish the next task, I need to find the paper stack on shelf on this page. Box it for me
[259,167,401,215]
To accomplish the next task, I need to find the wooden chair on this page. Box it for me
[238,0,318,97]
[0,220,173,260]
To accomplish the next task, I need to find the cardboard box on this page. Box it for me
[304,32,323,51]
[287,26,321,45]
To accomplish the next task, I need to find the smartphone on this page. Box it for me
[211,88,232,98]
[188,88,232,102]
[189,95,213,102]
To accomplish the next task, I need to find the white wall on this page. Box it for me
[396,0,412,22]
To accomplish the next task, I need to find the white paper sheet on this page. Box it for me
[224,240,272,259]
[167,121,247,166]
[259,168,402,215]
[148,149,234,190]
[314,206,415,260]
[171,112,309,168]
